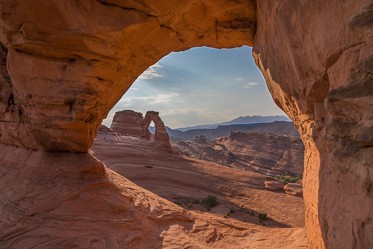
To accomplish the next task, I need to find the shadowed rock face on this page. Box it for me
[253,1,373,248]
[0,0,372,248]
[0,0,256,152]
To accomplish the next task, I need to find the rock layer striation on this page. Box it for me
[0,0,372,248]
[110,110,145,137]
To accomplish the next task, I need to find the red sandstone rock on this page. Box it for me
[284,183,303,197]
[144,111,172,150]
[264,180,284,191]
[0,0,371,248]
[253,1,373,247]
[110,110,145,137]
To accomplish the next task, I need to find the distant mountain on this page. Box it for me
[167,121,299,141]
[176,115,290,131]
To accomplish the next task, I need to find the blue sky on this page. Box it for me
[103,46,286,128]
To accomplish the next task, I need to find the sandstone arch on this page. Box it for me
[0,0,372,248]
[143,111,172,150]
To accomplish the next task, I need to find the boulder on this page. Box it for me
[264,180,284,191]
[284,183,303,197]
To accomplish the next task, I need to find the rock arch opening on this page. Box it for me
[148,121,155,136]
[93,46,305,229]
[0,0,371,248]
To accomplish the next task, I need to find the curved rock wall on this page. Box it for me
[0,0,371,248]
[0,0,255,152]
[253,1,373,248]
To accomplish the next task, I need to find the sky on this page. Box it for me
[102,46,286,129]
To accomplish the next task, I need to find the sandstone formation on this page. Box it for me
[284,183,303,197]
[109,110,172,150]
[253,1,373,248]
[95,124,124,143]
[99,124,112,133]
[92,135,306,229]
[264,180,284,191]
[144,111,172,150]
[174,131,304,176]
[110,110,145,137]
[0,0,371,248]
[0,0,255,152]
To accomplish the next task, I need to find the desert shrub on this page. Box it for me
[202,195,219,210]
[276,175,302,185]
[258,212,268,223]
[229,207,236,214]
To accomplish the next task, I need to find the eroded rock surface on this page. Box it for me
[253,1,373,248]
[111,110,145,137]
[144,111,172,150]
[284,183,303,197]
[0,0,371,248]
[0,0,256,152]
[174,131,304,176]
[264,180,284,191]
[0,144,308,249]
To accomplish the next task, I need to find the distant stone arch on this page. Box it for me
[143,111,171,150]
[0,0,371,248]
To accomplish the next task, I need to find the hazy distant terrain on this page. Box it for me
[167,121,299,141]
[175,115,291,131]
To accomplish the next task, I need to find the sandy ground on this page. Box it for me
[92,137,305,229]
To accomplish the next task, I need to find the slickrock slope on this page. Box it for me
[174,132,304,176]
[1,143,307,249]
[92,138,305,229]
[0,0,371,248]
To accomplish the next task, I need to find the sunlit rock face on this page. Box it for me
[111,110,145,137]
[0,0,256,152]
[253,1,373,248]
[144,111,172,151]
[0,0,372,248]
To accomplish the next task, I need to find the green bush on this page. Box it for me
[275,175,302,185]
[202,195,219,210]
[258,212,268,223]
[229,207,236,214]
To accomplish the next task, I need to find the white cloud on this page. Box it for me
[119,92,179,106]
[243,82,259,88]
[137,63,163,80]
[234,77,244,81]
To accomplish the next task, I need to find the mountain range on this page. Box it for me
[175,115,290,131]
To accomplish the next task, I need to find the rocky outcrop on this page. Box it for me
[99,124,112,133]
[144,111,172,150]
[108,110,172,150]
[284,183,303,197]
[0,0,255,152]
[110,110,145,137]
[174,131,304,176]
[0,0,371,248]
[95,124,124,143]
[264,180,284,191]
[253,1,373,248]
